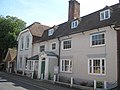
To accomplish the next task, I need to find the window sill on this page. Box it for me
[60,71,72,74]
[51,49,57,51]
[90,44,105,48]
[62,48,72,51]
[25,48,29,50]
[20,49,24,51]
[88,73,106,76]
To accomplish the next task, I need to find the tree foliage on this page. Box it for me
[0,15,26,62]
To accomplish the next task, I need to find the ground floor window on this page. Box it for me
[28,61,33,71]
[35,61,38,71]
[88,58,105,75]
[60,59,72,73]
[19,57,22,69]
[25,57,28,69]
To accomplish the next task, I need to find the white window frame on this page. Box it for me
[28,60,34,71]
[35,61,38,71]
[20,37,24,50]
[24,56,28,70]
[51,42,57,51]
[40,45,45,52]
[71,20,79,29]
[90,33,105,47]
[88,58,106,75]
[25,35,29,49]
[48,29,54,36]
[60,59,72,73]
[100,9,110,21]
[62,39,72,50]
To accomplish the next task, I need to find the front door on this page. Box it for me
[41,61,45,79]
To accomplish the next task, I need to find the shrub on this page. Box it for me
[48,72,51,80]
[80,81,88,86]
[96,81,104,88]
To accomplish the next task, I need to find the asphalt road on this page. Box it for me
[0,72,47,90]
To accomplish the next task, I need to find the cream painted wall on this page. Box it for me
[32,26,117,83]
[59,26,117,83]
[32,43,40,56]
[17,30,33,74]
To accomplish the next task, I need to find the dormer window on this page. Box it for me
[48,29,54,36]
[71,20,79,29]
[100,9,110,21]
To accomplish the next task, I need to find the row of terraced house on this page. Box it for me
[5,0,120,89]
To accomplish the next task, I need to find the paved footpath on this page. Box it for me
[0,72,78,90]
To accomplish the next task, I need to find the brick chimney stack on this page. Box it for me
[68,0,80,21]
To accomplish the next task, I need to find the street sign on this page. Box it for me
[54,66,59,74]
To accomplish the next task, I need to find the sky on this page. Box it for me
[0,0,119,27]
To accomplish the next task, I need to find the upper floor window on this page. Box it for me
[48,29,54,36]
[62,40,71,50]
[71,20,79,29]
[40,45,45,52]
[51,42,56,50]
[25,35,29,49]
[88,58,105,75]
[20,37,24,50]
[100,9,110,21]
[90,33,105,47]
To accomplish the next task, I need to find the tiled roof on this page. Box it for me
[5,48,17,62]
[44,51,58,57]
[33,35,41,43]
[24,22,49,37]
[27,55,39,60]
[33,3,120,43]
[29,22,49,37]
[27,51,58,60]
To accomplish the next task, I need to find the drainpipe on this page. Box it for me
[57,37,61,81]
[58,37,61,68]
[117,30,120,88]
[113,26,120,88]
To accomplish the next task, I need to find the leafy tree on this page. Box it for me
[0,15,26,63]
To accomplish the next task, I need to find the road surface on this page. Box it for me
[0,72,47,90]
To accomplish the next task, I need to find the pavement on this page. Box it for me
[0,71,78,90]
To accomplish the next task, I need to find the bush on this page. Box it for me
[96,81,104,88]
[48,72,51,80]
[80,81,88,86]
[86,81,94,87]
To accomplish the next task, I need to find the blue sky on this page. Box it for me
[0,0,119,26]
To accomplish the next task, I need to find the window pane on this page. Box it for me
[71,20,78,29]
[48,29,54,36]
[102,67,105,74]
[65,66,69,71]
[65,60,69,65]
[52,43,56,50]
[100,12,104,20]
[61,60,72,72]
[90,67,92,73]
[63,40,71,49]
[105,11,109,18]
[102,60,104,66]
[93,60,100,74]
[91,33,105,46]
[40,45,45,52]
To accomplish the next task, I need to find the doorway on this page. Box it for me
[41,59,45,79]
